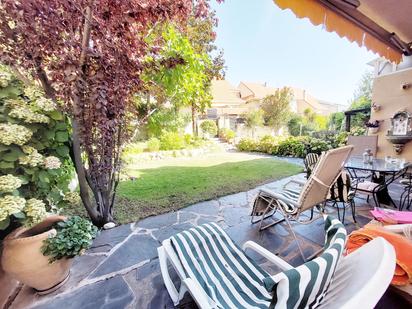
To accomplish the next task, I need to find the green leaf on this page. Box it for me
[0,217,10,230]
[0,144,9,152]
[55,132,69,142]
[0,161,14,169]
[56,145,70,157]
[55,122,67,130]
[39,171,50,183]
[2,149,23,162]
[45,130,55,140]
[49,110,64,120]
[18,176,29,184]
[13,212,26,219]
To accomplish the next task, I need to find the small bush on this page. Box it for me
[218,128,235,142]
[257,135,278,154]
[147,137,160,152]
[123,142,146,156]
[236,138,259,152]
[160,132,185,150]
[200,120,217,137]
[303,137,331,155]
[183,133,192,145]
[277,137,306,157]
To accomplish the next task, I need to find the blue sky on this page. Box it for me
[211,0,376,106]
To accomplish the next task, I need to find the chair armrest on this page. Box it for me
[182,278,214,309]
[283,178,306,189]
[260,188,299,207]
[242,241,293,271]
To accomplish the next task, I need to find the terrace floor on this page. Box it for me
[8,172,411,308]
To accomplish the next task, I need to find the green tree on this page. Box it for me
[243,109,264,138]
[287,113,304,136]
[261,87,292,131]
[347,70,374,128]
[328,112,345,131]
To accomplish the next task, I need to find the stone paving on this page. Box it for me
[8,171,403,309]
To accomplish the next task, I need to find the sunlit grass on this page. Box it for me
[67,154,302,224]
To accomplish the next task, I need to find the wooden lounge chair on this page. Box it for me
[157,217,395,309]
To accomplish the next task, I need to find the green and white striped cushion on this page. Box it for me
[170,222,273,308]
[263,216,347,309]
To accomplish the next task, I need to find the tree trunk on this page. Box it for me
[191,103,197,136]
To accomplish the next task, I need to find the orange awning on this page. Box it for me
[273,0,405,64]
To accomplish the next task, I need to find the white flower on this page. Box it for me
[24,198,48,227]
[0,71,13,88]
[19,150,44,167]
[0,174,22,193]
[8,106,50,124]
[43,156,61,169]
[0,195,26,222]
[34,97,56,112]
[0,123,33,146]
[63,192,81,205]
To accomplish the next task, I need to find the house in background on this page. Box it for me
[207,79,342,135]
[207,80,248,131]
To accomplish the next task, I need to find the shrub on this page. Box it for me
[200,120,217,137]
[122,142,146,157]
[236,138,259,152]
[257,135,278,154]
[303,137,332,155]
[183,133,192,145]
[160,131,184,150]
[218,128,235,142]
[147,137,160,152]
[41,216,98,263]
[146,108,190,138]
[277,137,306,157]
[0,67,74,230]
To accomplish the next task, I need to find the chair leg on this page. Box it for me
[341,202,346,224]
[335,201,341,222]
[283,215,306,262]
[366,195,370,203]
[255,204,285,231]
[372,194,380,208]
[350,200,357,223]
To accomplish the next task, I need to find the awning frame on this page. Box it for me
[319,0,412,56]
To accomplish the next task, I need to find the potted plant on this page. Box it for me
[372,102,381,112]
[2,215,97,294]
[365,120,380,134]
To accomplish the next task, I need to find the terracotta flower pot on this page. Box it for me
[1,215,73,294]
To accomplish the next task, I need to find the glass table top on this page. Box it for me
[345,156,410,173]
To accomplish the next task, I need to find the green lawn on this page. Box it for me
[68,153,302,224]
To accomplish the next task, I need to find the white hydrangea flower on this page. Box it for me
[8,106,50,124]
[24,198,48,227]
[34,97,56,112]
[0,195,26,222]
[43,156,61,169]
[64,192,81,205]
[22,145,36,155]
[0,174,22,193]
[0,123,33,146]
[23,85,44,100]
[0,71,13,88]
[19,150,44,167]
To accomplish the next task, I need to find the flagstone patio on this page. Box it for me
[7,172,408,309]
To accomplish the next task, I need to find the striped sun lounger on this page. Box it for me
[158,218,396,309]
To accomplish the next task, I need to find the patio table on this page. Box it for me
[345,156,410,207]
